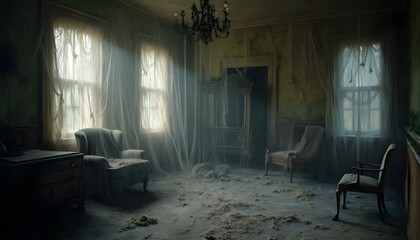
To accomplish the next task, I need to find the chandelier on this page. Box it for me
[175,0,231,45]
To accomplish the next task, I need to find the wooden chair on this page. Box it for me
[265,125,324,182]
[333,143,397,222]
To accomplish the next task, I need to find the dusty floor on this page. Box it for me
[5,165,404,240]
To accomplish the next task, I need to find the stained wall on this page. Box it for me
[205,13,405,123]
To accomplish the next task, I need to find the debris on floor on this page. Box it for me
[120,216,158,232]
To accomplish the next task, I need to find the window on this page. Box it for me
[337,43,383,136]
[54,22,103,138]
[138,40,169,132]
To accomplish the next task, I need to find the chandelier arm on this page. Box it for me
[175,0,231,44]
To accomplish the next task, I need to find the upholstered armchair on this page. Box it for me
[75,128,149,203]
[265,125,324,182]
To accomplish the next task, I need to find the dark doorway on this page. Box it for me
[227,66,268,168]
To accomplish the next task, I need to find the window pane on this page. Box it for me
[360,108,369,132]
[340,47,357,88]
[338,42,383,136]
[54,22,103,138]
[343,110,353,132]
[141,43,168,91]
[360,91,369,105]
[370,91,380,108]
[343,93,352,108]
[139,40,168,132]
[370,110,380,132]
[55,27,101,83]
[340,43,382,88]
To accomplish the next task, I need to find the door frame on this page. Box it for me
[220,55,277,146]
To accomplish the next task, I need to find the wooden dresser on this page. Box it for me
[0,149,84,215]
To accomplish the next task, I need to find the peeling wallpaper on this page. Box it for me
[203,24,326,122]
[205,14,403,122]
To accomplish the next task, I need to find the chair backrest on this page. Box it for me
[74,128,122,158]
[378,143,397,187]
[277,123,305,150]
[294,125,324,158]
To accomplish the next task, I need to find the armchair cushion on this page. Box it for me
[337,173,379,193]
[106,158,148,169]
[333,144,397,222]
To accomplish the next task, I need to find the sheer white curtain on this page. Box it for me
[41,9,107,150]
[135,34,198,173]
[138,39,168,133]
[329,34,397,176]
[41,3,197,173]
[335,42,385,137]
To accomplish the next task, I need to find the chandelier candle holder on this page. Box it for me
[175,0,230,44]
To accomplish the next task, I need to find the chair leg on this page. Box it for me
[377,193,385,222]
[264,160,269,176]
[333,190,341,221]
[289,158,294,183]
[342,191,347,209]
[143,176,149,192]
[264,150,270,176]
[381,191,388,215]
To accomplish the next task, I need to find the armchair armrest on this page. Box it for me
[74,130,88,154]
[83,155,111,167]
[351,166,382,183]
[121,149,145,159]
[351,166,382,172]
[357,161,381,168]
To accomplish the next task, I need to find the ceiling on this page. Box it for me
[110,0,406,29]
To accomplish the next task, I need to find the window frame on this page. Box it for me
[59,77,99,139]
[336,42,384,137]
[51,14,106,140]
[136,34,170,133]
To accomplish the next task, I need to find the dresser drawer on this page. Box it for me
[30,180,81,206]
[0,150,84,213]
[6,157,82,179]
[10,168,82,190]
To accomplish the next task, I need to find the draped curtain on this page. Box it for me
[328,32,399,177]
[39,3,404,178]
[41,8,107,150]
[138,39,168,133]
[41,5,197,173]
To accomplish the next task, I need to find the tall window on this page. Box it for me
[138,40,169,132]
[54,21,103,138]
[337,43,383,136]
